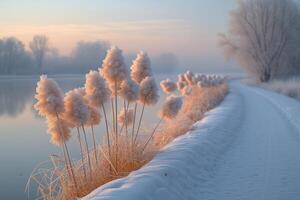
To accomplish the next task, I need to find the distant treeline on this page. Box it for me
[0,36,179,75]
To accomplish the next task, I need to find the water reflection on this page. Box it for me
[0,76,85,118]
[0,79,36,117]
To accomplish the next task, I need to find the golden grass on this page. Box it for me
[27,134,157,200]
[155,83,228,147]
[27,83,228,200]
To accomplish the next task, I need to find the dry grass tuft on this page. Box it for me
[27,134,157,200]
[259,78,300,100]
[155,83,228,147]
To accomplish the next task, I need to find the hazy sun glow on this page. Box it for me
[0,0,237,71]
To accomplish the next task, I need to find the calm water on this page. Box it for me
[0,75,168,200]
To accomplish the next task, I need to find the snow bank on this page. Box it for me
[82,85,243,200]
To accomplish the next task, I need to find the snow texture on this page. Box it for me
[82,81,242,200]
[82,81,300,200]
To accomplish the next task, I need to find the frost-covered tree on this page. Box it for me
[220,0,300,82]
[30,35,49,73]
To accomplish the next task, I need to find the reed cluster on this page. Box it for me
[27,47,188,200]
[156,72,229,146]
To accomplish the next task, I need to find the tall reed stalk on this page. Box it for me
[141,118,162,152]
[123,99,128,137]
[114,80,119,172]
[134,103,145,144]
[91,125,98,164]
[131,103,138,157]
[101,103,111,159]
[81,125,92,180]
[76,127,87,181]
[55,113,78,194]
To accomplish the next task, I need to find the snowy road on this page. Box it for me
[83,81,300,200]
[207,82,300,200]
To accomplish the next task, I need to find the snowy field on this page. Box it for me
[82,81,300,200]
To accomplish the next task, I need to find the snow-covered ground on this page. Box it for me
[83,81,300,200]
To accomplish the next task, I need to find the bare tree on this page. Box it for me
[0,37,31,74]
[219,0,300,82]
[30,35,49,73]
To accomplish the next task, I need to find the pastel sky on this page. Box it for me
[0,0,238,72]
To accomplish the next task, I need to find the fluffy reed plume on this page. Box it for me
[184,71,196,85]
[142,95,183,152]
[118,108,134,127]
[130,51,153,148]
[133,76,159,144]
[64,89,93,180]
[119,79,140,103]
[156,82,228,146]
[47,117,71,146]
[34,75,64,117]
[84,70,111,160]
[86,106,101,126]
[139,76,159,105]
[159,95,183,120]
[34,75,78,194]
[101,46,128,86]
[119,80,139,147]
[101,46,128,171]
[85,70,110,107]
[64,89,90,127]
[160,79,177,94]
[130,51,152,84]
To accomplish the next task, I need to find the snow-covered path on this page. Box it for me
[208,82,300,200]
[83,81,300,200]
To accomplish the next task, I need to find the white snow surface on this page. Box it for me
[82,81,300,200]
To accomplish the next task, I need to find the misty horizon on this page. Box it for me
[0,0,240,75]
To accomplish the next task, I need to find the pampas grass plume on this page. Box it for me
[139,76,159,105]
[184,71,196,85]
[120,79,140,103]
[47,117,71,146]
[101,46,128,85]
[130,51,152,84]
[34,75,64,117]
[86,105,101,126]
[159,95,183,120]
[64,89,90,127]
[85,70,110,107]
[160,79,177,94]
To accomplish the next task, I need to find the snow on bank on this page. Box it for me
[82,85,243,200]
[259,78,300,100]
